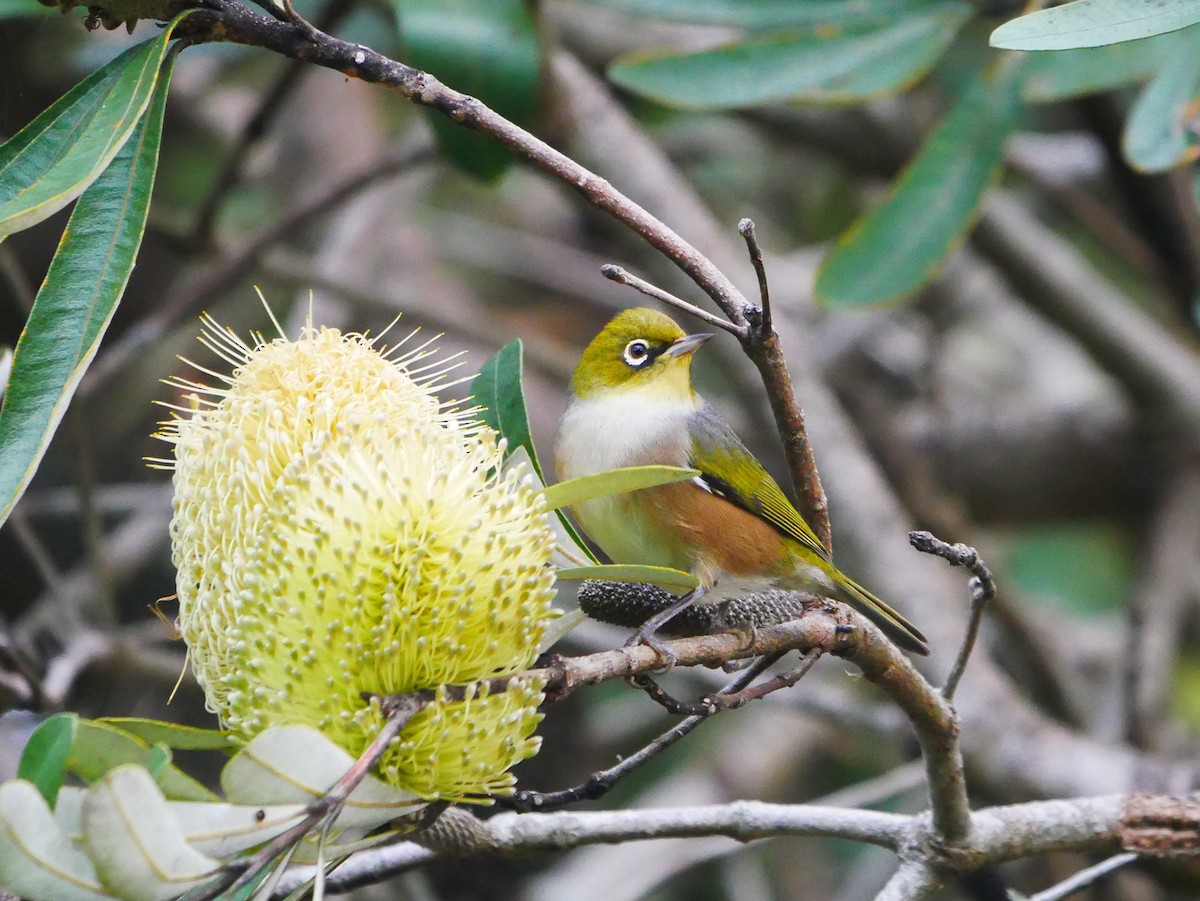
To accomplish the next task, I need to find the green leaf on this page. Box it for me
[557,563,700,592]
[1123,41,1200,172]
[392,0,540,179]
[0,19,185,241]
[97,718,238,751]
[69,719,219,802]
[0,46,176,529]
[472,340,599,562]
[608,5,970,108]
[0,780,111,901]
[543,465,698,511]
[991,0,1200,50]
[582,0,961,28]
[18,713,77,807]
[815,61,1024,308]
[472,339,541,476]
[1020,29,1188,102]
[144,744,171,780]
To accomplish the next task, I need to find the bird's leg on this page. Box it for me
[625,584,708,670]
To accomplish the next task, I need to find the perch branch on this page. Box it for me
[907,531,996,702]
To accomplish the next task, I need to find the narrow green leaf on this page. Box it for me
[0,47,177,528]
[472,340,599,561]
[609,5,970,108]
[0,17,186,240]
[1020,29,1188,102]
[69,719,219,802]
[17,713,77,807]
[991,0,1200,50]
[1122,42,1200,172]
[97,717,238,751]
[543,465,698,511]
[583,0,961,28]
[471,339,541,476]
[557,563,699,592]
[144,744,172,780]
[815,62,1025,308]
[392,0,540,179]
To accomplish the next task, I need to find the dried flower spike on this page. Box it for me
[154,313,555,802]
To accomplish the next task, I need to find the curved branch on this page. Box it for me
[176,1,753,323]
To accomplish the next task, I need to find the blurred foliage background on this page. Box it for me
[2,0,1200,897]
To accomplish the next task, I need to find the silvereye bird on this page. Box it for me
[555,307,929,657]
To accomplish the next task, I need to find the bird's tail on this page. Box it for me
[832,573,929,656]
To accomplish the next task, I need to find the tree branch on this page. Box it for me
[176,1,753,323]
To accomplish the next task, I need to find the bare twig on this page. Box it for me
[875,858,941,901]
[630,647,821,715]
[191,691,432,899]
[176,1,753,321]
[279,790,1152,893]
[841,626,972,845]
[744,330,832,551]
[1030,852,1139,901]
[599,263,743,336]
[502,652,783,813]
[737,218,771,334]
[907,531,996,702]
[187,0,360,247]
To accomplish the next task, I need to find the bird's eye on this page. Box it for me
[623,339,651,367]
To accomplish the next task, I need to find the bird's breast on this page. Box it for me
[556,393,695,569]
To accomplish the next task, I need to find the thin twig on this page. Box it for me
[177,0,753,322]
[501,652,783,813]
[1030,852,1139,901]
[186,0,358,251]
[190,692,431,900]
[875,858,941,901]
[908,531,996,702]
[599,263,743,336]
[737,217,771,334]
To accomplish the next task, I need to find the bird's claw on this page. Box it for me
[625,628,677,673]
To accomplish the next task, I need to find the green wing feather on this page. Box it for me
[687,405,828,560]
[688,405,929,655]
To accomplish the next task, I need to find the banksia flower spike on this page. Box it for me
[153,311,556,802]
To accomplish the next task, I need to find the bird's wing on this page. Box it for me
[687,404,830,561]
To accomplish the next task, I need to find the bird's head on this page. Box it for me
[571,308,714,402]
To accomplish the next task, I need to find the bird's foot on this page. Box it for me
[625,627,677,673]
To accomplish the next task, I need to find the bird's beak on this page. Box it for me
[663,332,714,359]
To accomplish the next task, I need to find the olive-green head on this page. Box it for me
[571,308,713,401]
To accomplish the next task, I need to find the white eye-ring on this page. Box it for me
[623,339,651,367]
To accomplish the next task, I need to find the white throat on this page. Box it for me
[555,391,696,480]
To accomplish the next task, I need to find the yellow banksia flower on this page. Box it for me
[153,313,555,802]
